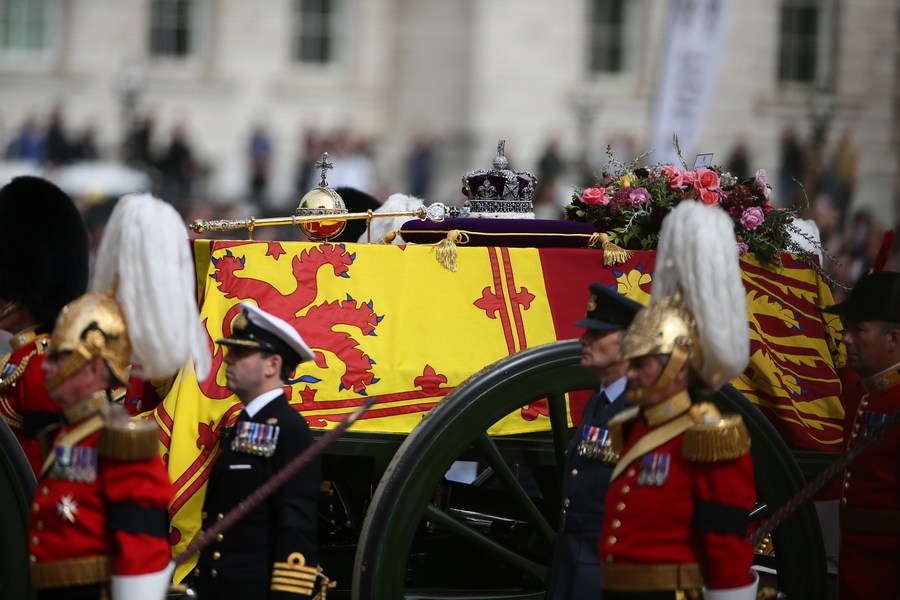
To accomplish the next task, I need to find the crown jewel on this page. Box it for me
[462,140,537,215]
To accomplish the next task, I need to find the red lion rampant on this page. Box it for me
[199,242,381,399]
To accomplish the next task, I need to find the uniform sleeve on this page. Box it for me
[693,452,755,590]
[101,453,174,577]
[270,417,322,599]
[4,352,61,475]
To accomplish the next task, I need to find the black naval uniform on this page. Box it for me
[545,377,629,600]
[194,391,321,600]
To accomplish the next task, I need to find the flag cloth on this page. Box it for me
[157,241,846,580]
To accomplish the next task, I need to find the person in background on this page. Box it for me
[820,270,900,600]
[0,176,89,476]
[545,283,642,599]
[193,301,323,599]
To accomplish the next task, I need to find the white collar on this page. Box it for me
[242,388,284,418]
[600,376,628,402]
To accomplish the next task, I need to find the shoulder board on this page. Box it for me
[683,410,751,462]
[98,404,160,461]
[607,405,640,455]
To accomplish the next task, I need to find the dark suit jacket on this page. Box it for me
[545,388,630,600]
[194,393,321,600]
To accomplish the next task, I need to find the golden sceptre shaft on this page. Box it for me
[189,202,465,238]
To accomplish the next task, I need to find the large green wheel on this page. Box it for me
[352,340,827,600]
[0,419,35,600]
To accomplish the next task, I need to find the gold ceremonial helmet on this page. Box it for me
[619,293,702,400]
[44,292,131,391]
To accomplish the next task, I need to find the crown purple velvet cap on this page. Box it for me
[461,140,536,214]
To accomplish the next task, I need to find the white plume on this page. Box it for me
[90,194,211,381]
[652,200,749,391]
[357,193,424,244]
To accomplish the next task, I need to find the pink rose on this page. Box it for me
[755,169,768,189]
[681,171,698,185]
[580,187,609,205]
[628,187,651,206]
[736,241,749,257]
[695,168,720,191]
[740,206,765,230]
[659,164,689,189]
[699,188,720,206]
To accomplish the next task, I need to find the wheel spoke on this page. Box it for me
[545,393,571,475]
[423,504,550,582]
[473,432,556,545]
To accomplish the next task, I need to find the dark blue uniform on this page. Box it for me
[194,393,321,599]
[546,381,629,600]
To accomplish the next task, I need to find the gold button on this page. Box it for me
[193,568,200,577]
[853,423,860,431]
[217,513,224,521]
[626,469,635,478]
[29,554,36,563]
[329,504,335,512]
[211,569,218,578]
[571,469,578,477]
[41,487,49,495]
[216,534,224,542]
[212,552,221,561]
[32,503,40,513]
[36,521,44,531]
[606,554,615,563]
[611,519,621,529]
[621,485,630,494]
[564,498,570,508]
[843,481,850,488]
[850,433,858,440]
[845,472,852,479]
[31,536,39,545]
[607,536,617,545]
[841,497,848,505]
[201,511,207,520]
[616,502,626,512]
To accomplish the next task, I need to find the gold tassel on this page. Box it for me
[379,230,398,244]
[432,230,468,272]
[590,232,633,266]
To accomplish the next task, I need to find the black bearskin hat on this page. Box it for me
[333,186,382,243]
[0,176,89,327]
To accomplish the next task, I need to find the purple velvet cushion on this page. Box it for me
[398,218,596,248]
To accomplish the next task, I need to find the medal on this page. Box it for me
[232,421,281,457]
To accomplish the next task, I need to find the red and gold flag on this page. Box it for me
[157,242,846,580]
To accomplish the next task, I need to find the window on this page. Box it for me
[149,0,196,58]
[588,0,626,74]
[0,0,59,57]
[778,0,834,85]
[292,0,343,65]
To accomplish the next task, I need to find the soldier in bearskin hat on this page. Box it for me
[820,270,900,600]
[599,201,757,599]
[28,193,210,600]
[0,176,90,476]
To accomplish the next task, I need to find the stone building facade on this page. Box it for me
[0,0,896,231]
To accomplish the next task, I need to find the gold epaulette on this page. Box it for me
[98,404,160,461]
[607,405,640,455]
[271,552,317,596]
[683,405,751,462]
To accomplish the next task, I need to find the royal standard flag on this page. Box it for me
[155,241,847,580]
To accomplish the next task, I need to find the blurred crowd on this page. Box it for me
[2,106,892,302]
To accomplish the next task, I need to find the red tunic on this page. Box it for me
[28,394,173,590]
[838,365,900,600]
[0,329,60,476]
[599,395,755,592]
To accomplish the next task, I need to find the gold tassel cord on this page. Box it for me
[589,232,633,266]
[432,230,468,272]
